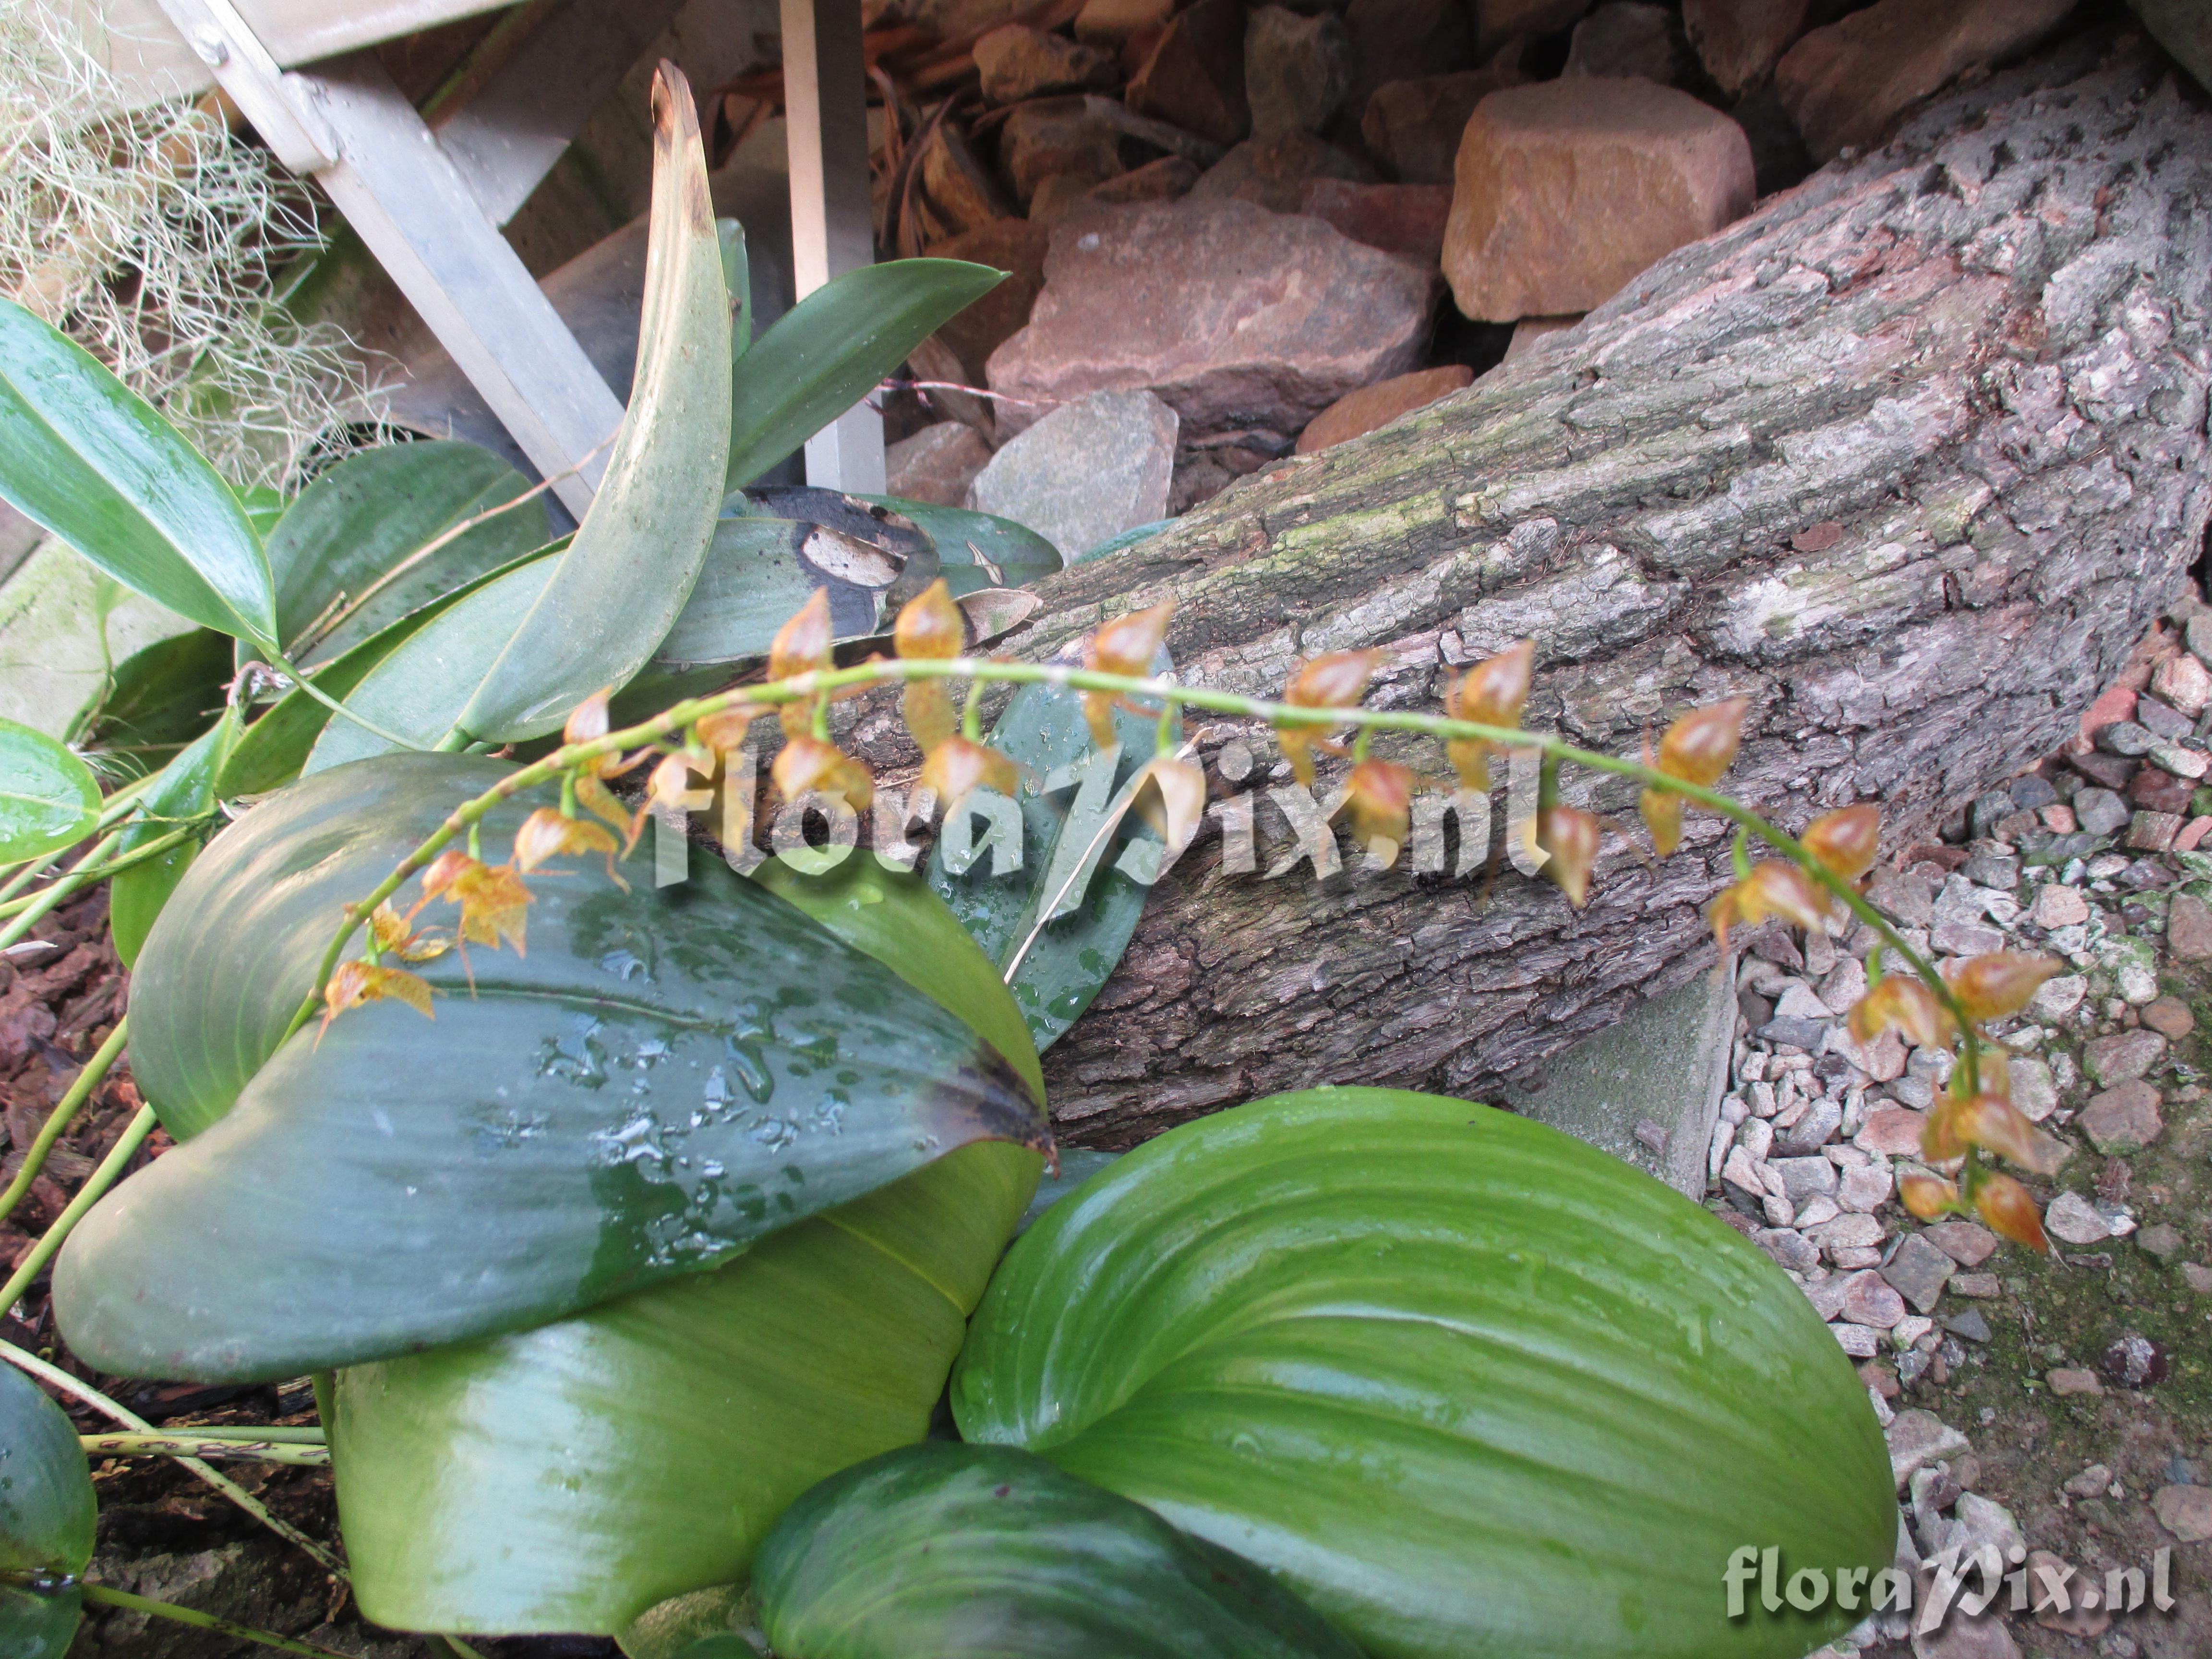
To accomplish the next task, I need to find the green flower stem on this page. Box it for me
[0,1019,128,1228]
[79,1584,352,1657]
[0,1336,347,1580]
[0,830,122,953]
[289,656,1980,1092]
[0,1104,156,1314]
[80,1432,331,1466]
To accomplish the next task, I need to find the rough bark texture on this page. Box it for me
[918,37,2212,1145]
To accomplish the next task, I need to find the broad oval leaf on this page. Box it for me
[953,1088,1896,1659]
[108,701,242,967]
[856,497,1063,592]
[66,627,232,771]
[726,261,1005,493]
[0,1362,95,1659]
[0,298,276,648]
[264,438,543,663]
[0,718,99,863]
[326,858,1043,1635]
[54,752,1049,1382]
[754,1443,1361,1659]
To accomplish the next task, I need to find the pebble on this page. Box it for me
[2135,1222,2183,1260]
[1771,1155,1839,1203]
[1832,1322,1881,1358]
[1931,917,2006,957]
[1792,1193,1841,1229]
[2082,1028,2165,1086]
[2102,1333,2167,1388]
[2078,1081,2164,1153]
[2048,1367,2105,1397]
[2061,1462,2112,1499]
[2073,787,2131,836]
[1885,1409,1970,1491]
[1924,1221,1998,1266]
[1842,1270,1907,1329]
[2045,1191,2114,1245]
[2152,1484,2212,1542]
[1880,1233,1957,1313]
[2032,883,2090,928]
[2141,995,2194,1038]
[1943,1308,1991,1344]
[2009,1055,2059,1121]
[2098,720,2155,757]
[2184,1262,2212,1294]
[1856,1106,1927,1157]
[1837,1162,1892,1213]
[1778,1099,1842,1154]
[1951,1272,2002,1298]
[1754,1226,1819,1273]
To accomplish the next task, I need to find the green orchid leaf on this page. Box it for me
[0,717,99,864]
[754,1443,1362,1659]
[0,298,277,649]
[927,649,1178,1052]
[67,628,232,770]
[324,854,1043,1635]
[1073,518,1174,564]
[725,260,1004,493]
[0,1362,96,1659]
[264,438,543,663]
[54,752,1049,1383]
[954,1088,1896,1659]
[108,700,243,967]
[856,497,1063,592]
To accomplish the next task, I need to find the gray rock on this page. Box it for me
[966,388,1177,560]
[1759,1017,1829,1049]
[2083,1028,2166,1086]
[1960,850,2020,890]
[1887,1409,1971,1492]
[2009,1055,2058,1121]
[2136,696,2195,740]
[1943,1308,1992,1344]
[2137,1222,2185,1261]
[1244,5,1352,138]
[1881,1233,1958,1314]
[1563,2,1689,84]
[2097,720,2156,757]
[1771,1155,1840,1203]
[2008,774,2059,811]
[1755,1226,1820,1273]
[2073,787,2131,836]
[2044,1190,2113,1245]
[1866,867,1935,926]
[1930,917,2005,957]
[1779,1098,1842,1154]
[1969,789,2017,839]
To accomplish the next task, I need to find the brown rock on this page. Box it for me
[1296,179,1453,263]
[1563,2,1690,85]
[1774,0,2078,162]
[886,422,994,507]
[2083,1028,2165,1087]
[925,219,1051,385]
[2185,1262,2212,1295]
[975,25,1121,104]
[1245,5,1352,139]
[1856,1106,1928,1158]
[2078,1081,2164,1154]
[1027,173,1101,228]
[1473,0,1592,58]
[1189,132,1376,214]
[987,197,1435,439]
[2143,995,2195,1039]
[1359,51,1528,185]
[1127,0,1250,149]
[1924,1220,1997,1268]
[2130,764,2194,814]
[1682,0,1823,99]
[1443,77,1754,322]
[2152,1483,2212,1543]
[1074,0,1177,49]
[919,121,1017,239]
[1345,0,1478,116]
[1503,314,1580,361]
[2047,1367,2104,1397]
[1296,364,1473,454]
[996,97,1128,206]
[2027,1549,2109,1638]
[2131,810,2185,852]
[1044,154,1204,229]
[2169,891,2212,961]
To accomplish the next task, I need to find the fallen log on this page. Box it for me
[890,33,2212,1144]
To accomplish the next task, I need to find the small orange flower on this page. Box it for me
[1342,758,1414,853]
[574,774,646,854]
[918,734,1019,807]
[1802,805,1881,883]
[515,807,625,886]
[1950,1091,2068,1174]
[1638,698,1747,858]
[369,902,448,963]
[694,703,764,755]
[1898,1172,1959,1220]
[1277,650,1384,786]
[1848,975,1958,1051]
[417,850,534,954]
[773,735,875,812]
[1444,640,1534,794]
[1081,602,1175,748]
[1944,952,2063,1023]
[1974,1174,2049,1253]
[1708,861,1827,950]
[894,579,965,660]
[772,589,835,740]
[1128,755,1207,854]
[319,959,435,1037]
[1537,805,1600,907]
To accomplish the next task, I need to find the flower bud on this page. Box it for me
[1848,976,1958,1051]
[1974,1174,2049,1253]
[1944,952,2063,1022]
[1707,862,1827,950]
[515,806,624,882]
[1537,806,1600,908]
[772,589,834,740]
[1802,805,1881,882]
[1952,1092,2068,1175]
[694,703,763,755]
[1130,756,1206,854]
[1640,788,1686,859]
[1898,1172,1959,1220]
[1279,650,1384,786]
[1656,697,1747,788]
[1082,601,1175,747]
[1343,758,1414,854]
[773,735,875,812]
[895,578,965,660]
[918,735,1018,808]
[1444,640,1534,793]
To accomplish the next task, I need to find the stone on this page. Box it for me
[1360,57,1527,185]
[2070,753,2138,793]
[1857,1106,1927,1158]
[2024,1548,2107,1639]
[1473,0,1592,57]
[2061,1462,2112,1499]
[2027,974,2086,1022]
[1683,0,1820,99]
[1245,5,1352,139]
[1503,315,1579,361]
[988,198,1434,441]
[1810,1211,1883,1252]
[1074,0,1176,49]
[1345,0,1479,117]
[926,220,1051,386]
[1923,1221,1997,1267]
[2083,1029,2165,1087]
[1563,3,1687,84]
[1950,1272,2000,1298]
[2100,720,2158,757]
[917,121,1019,240]
[2142,996,2195,1039]
[2177,815,2212,853]
[1770,1155,1839,1204]
[2167,892,2212,961]
[2044,1190,2113,1246]
[1079,155,1202,209]
[2153,1484,2212,1543]
[1755,1226,1819,1273]
[2185,1262,2212,1294]
[2047,1367,2104,1396]
[2140,695,2197,740]
[1189,132,1376,214]
[1443,77,1754,322]
[2040,803,2078,833]
[1828,1024,1906,1084]
[1295,179,1454,264]
[1296,365,1472,455]
[1720,1144,1767,1211]
[2072,788,2131,836]
[996,98,1127,207]
[1930,917,2005,958]
[1774,0,2078,162]
[2135,1222,2183,1261]
[1837,1163,1892,1214]
[2154,650,2212,717]
[1886,1409,1970,1492]
[1866,868,1936,926]
[2032,883,2089,929]
[1815,956,1866,1016]
[2009,1057,2058,1123]
[2148,741,2211,781]
[1793,1193,1839,1229]
[1779,1098,1843,1155]
[1831,1322,1880,1359]
[1960,850,2019,890]
[975,25,1121,104]
[885,422,993,508]
[1881,1233,1957,1314]
[2130,770,2193,819]
[1841,1270,1906,1329]
[966,388,1177,560]
[1127,0,1251,149]
[2078,1081,2164,1154]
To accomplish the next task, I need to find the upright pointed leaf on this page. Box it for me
[0,299,276,648]
[725,261,1004,493]
[754,1444,1362,1659]
[0,718,99,863]
[55,753,1048,1381]
[954,1089,1896,1659]
[109,701,243,966]
[0,1363,96,1659]
[67,628,233,769]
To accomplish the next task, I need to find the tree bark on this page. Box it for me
[917,36,2212,1145]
